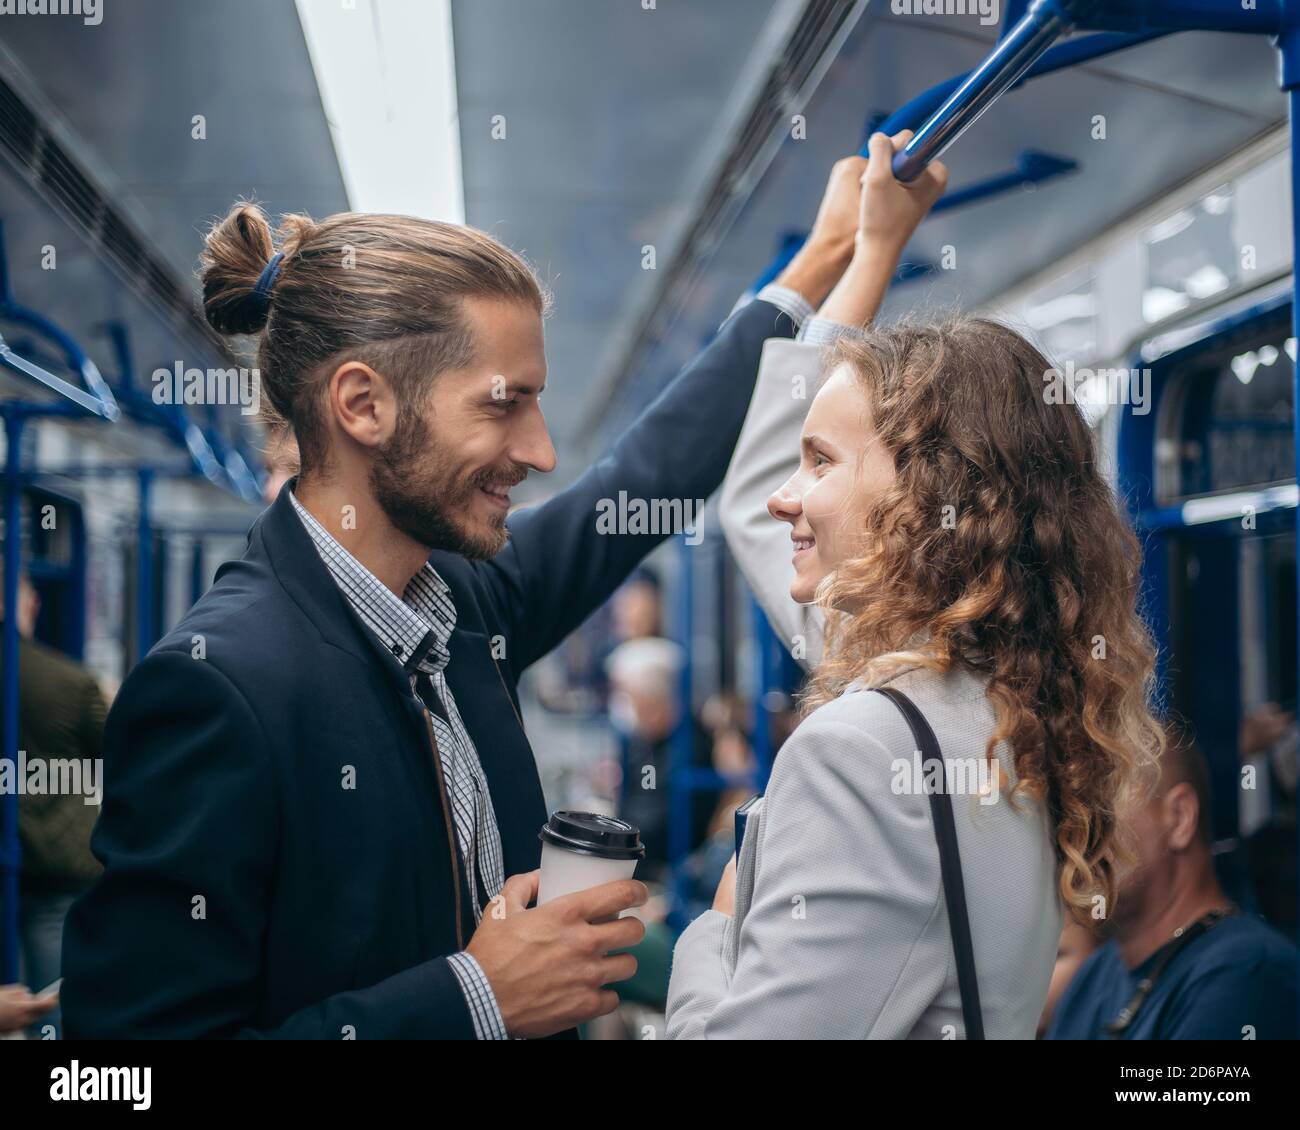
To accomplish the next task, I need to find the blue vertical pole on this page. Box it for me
[189,537,205,609]
[669,534,695,923]
[69,503,87,660]
[136,468,154,664]
[2,409,24,982]
[1282,3,1300,959]
[750,597,777,790]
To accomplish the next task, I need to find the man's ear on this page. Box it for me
[1163,781,1202,853]
[328,361,395,449]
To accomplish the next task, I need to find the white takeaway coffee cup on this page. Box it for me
[536,811,645,907]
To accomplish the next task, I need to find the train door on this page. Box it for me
[1119,294,1296,923]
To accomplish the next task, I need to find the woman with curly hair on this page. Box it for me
[666,133,1163,1039]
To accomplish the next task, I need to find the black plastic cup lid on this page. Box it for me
[539,811,645,860]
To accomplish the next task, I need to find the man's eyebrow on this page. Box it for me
[801,432,827,450]
[485,377,546,397]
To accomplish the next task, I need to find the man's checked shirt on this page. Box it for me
[290,491,509,1040]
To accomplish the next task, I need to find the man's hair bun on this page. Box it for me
[200,201,279,336]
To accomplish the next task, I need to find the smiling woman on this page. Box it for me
[665,128,1171,1041]
[805,318,1164,922]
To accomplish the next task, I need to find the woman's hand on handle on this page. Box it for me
[859,130,948,256]
[818,131,948,329]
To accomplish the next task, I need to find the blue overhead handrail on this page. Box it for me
[999,0,1033,35]
[0,337,118,421]
[95,320,240,494]
[889,0,1282,184]
[0,222,118,422]
[891,0,1086,183]
[745,23,1171,301]
[877,28,1168,161]
[1072,0,1282,35]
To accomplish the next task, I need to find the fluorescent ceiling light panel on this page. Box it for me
[294,0,464,222]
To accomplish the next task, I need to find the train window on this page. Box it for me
[25,487,78,568]
[1142,185,1238,324]
[1024,272,1098,369]
[1170,332,1296,499]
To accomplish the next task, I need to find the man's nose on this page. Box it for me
[514,407,557,475]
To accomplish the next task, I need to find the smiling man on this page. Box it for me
[61,173,863,1039]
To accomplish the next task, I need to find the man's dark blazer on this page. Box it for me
[61,297,796,1038]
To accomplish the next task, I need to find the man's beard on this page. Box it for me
[369,411,521,561]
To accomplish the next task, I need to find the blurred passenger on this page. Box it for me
[553,567,665,716]
[679,693,757,919]
[1037,920,1099,1037]
[699,693,756,833]
[0,572,107,1039]
[532,585,620,714]
[1047,726,1298,1039]
[605,636,712,878]
[605,694,758,1025]
[261,421,300,505]
[612,567,662,642]
[669,132,1165,1040]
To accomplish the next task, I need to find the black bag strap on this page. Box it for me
[872,686,985,1040]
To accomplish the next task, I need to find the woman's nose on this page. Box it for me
[767,479,801,524]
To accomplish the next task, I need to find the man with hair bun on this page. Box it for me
[61,161,869,1039]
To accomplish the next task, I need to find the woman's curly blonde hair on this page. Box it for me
[802,317,1163,925]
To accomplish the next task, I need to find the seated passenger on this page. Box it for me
[1047,725,1298,1040]
[667,131,1165,1039]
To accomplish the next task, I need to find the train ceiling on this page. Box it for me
[0,1,1287,497]
[580,8,1286,461]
